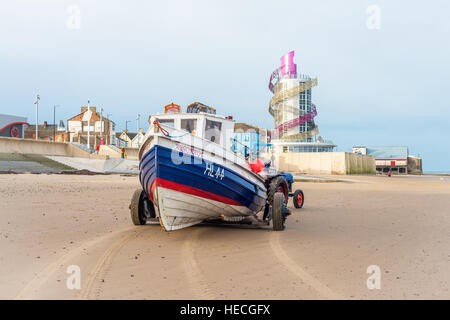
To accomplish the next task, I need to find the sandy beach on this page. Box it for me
[1,173,449,299]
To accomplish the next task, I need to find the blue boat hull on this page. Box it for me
[139,144,266,230]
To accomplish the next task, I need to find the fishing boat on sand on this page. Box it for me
[129,102,304,231]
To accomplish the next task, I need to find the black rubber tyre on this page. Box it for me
[272,192,285,231]
[293,189,304,209]
[130,189,147,225]
[268,176,289,205]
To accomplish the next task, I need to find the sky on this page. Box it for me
[0,0,449,172]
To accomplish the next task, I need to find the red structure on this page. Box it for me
[0,114,28,138]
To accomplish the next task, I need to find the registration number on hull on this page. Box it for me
[204,162,225,180]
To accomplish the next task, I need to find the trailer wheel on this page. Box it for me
[293,189,304,209]
[130,189,147,225]
[268,176,289,205]
[272,192,286,231]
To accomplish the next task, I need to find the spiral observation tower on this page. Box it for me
[268,51,336,153]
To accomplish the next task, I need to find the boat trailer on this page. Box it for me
[129,172,304,231]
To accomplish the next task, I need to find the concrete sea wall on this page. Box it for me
[0,137,106,159]
[260,151,376,175]
[98,145,139,160]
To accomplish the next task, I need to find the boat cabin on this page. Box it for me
[150,102,235,151]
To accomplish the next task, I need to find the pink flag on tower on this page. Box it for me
[280,51,297,78]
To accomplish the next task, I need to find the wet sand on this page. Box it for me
[1,173,449,299]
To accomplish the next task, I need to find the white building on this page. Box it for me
[67,106,115,146]
[269,51,336,153]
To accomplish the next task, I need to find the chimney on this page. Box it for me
[44,121,48,128]
[81,106,96,113]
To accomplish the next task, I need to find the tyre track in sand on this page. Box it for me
[14,226,137,300]
[181,228,217,299]
[78,228,145,299]
[269,231,344,299]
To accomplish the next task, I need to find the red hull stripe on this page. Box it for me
[149,179,157,202]
[152,177,243,206]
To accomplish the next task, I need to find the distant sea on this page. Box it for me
[424,171,450,175]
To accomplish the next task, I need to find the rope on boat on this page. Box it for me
[153,119,189,139]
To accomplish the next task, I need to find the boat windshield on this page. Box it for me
[181,119,197,134]
[204,119,222,144]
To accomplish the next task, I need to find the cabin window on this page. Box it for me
[156,119,174,128]
[181,119,197,134]
[205,120,222,143]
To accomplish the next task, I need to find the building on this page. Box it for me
[67,106,115,148]
[232,123,269,158]
[268,51,336,153]
[0,114,28,138]
[118,131,136,147]
[130,129,145,148]
[117,131,135,147]
[114,132,128,147]
[25,121,68,141]
[352,146,422,174]
[407,155,423,175]
[111,129,144,148]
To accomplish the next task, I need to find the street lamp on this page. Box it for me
[87,99,91,150]
[136,113,140,131]
[34,95,40,140]
[99,107,104,145]
[125,120,131,147]
[53,105,60,142]
[136,113,141,148]
[107,113,112,145]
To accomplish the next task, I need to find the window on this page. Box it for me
[300,123,306,132]
[157,119,174,128]
[204,120,222,143]
[181,119,197,134]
